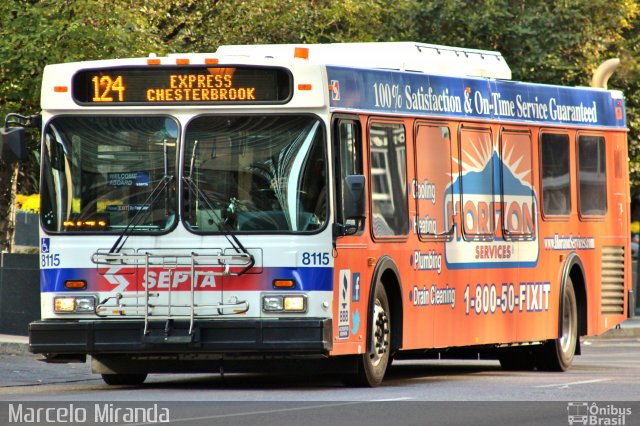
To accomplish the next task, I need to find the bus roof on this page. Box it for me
[215,42,512,80]
[210,42,626,129]
[40,42,626,129]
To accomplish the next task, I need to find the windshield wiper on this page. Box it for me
[182,176,255,275]
[183,140,254,274]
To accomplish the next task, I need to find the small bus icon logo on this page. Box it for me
[567,402,589,425]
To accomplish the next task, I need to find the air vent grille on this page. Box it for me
[600,246,625,315]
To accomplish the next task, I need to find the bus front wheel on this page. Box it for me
[343,284,391,387]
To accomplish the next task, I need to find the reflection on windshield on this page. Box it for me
[40,116,178,233]
[183,115,327,233]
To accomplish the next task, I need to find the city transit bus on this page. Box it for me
[10,42,632,387]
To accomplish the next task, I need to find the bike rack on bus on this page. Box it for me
[91,251,254,340]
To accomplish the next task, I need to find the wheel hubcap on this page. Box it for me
[370,300,390,366]
[560,291,575,354]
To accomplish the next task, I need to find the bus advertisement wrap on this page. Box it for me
[327,66,626,128]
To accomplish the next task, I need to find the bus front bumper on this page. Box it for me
[29,318,333,355]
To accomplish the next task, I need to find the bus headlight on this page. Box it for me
[262,295,307,313]
[283,296,305,311]
[263,296,284,312]
[54,296,96,313]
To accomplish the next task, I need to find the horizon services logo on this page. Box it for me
[444,133,539,269]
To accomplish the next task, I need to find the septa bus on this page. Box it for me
[4,42,632,387]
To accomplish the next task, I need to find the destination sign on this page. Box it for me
[72,66,292,105]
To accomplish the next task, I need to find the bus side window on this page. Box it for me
[369,122,408,237]
[540,133,571,217]
[500,130,535,238]
[459,127,494,240]
[335,119,363,231]
[414,124,453,240]
[577,134,607,216]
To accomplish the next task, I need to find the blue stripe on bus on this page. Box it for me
[40,266,334,293]
[327,66,626,128]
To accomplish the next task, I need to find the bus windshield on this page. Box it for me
[40,116,178,233]
[183,115,327,233]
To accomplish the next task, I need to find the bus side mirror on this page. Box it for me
[344,174,366,221]
[0,126,28,162]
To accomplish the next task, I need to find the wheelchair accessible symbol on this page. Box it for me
[41,238,50,253]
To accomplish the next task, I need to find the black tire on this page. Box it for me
[101,373,147,386]
[538,277,578,371]
[342,284,391,387]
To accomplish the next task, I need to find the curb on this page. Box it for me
[0,341,30,356]
[590,328,640,339]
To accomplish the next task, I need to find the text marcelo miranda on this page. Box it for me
[9,403,170,423]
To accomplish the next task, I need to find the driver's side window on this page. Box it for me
[334,118,363,230]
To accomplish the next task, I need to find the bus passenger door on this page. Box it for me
[332,116,367,352]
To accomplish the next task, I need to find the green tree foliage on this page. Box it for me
[1,1,156,113]
[406,0,638,86]
[0,0,157,250]
[611,8,640,195]
[140,0,407,51]
[0,0,639,250]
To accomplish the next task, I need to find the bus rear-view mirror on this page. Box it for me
[0,126,28,162]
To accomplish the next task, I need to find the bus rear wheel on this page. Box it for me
[343,284,391,387]
[101,373,147,386]
[538,277,578,371]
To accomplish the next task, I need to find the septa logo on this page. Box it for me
[330,80,341,101]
